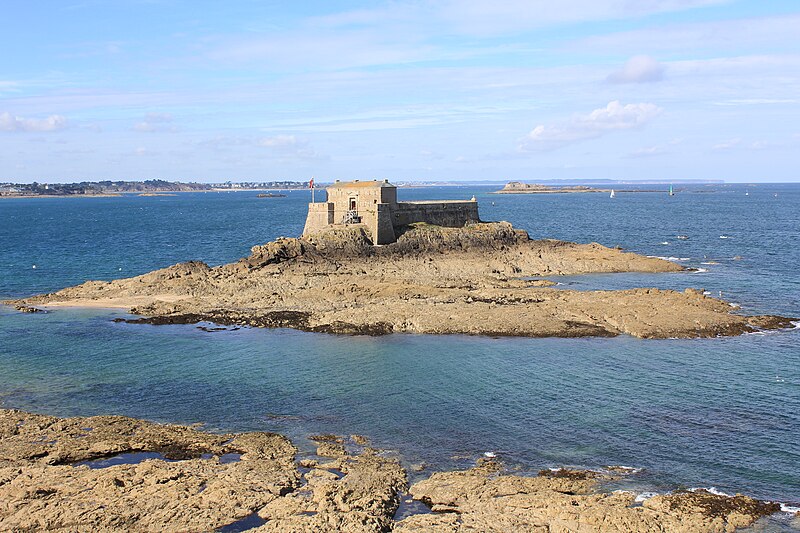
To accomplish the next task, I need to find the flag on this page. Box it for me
[309,178,314,189]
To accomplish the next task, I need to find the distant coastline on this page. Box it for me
[492,181,667,194]
[0,179,312,198]
[0,193,124,199]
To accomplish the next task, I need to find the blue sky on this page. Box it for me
[1,0,799,183]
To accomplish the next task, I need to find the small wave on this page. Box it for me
[659,242,670,245]
[635,492,659,503]
[606,465,643,474]
[689,487,732,497]
[694,268,709,273]
[719,235,731,239]
[700,261,719,265]
[780,503,800,514]
[751,321,800,336]
[649,256,690,261]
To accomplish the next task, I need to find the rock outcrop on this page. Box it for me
[0,409,299,531]
[6,222,795,339]
[0,409,405,532]
[0,409,785,532]
[395,462,781,533]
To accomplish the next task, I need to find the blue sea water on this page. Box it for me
[1,185,799,514]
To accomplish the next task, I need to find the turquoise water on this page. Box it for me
[1,185,799,509]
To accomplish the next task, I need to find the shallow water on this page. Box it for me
[1,184,799,510]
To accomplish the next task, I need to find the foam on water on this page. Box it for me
[690,486,733,497]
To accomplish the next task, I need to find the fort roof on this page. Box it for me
[328,179,393,189]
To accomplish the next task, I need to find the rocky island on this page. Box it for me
[493,181,610,194]
[0,408,791,532]
[6,220,794,339]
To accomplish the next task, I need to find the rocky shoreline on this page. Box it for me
[6,221,795,339]
[0,409,794,532]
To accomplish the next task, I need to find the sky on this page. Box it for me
[1,0,799,183]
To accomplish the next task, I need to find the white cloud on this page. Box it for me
[207,30,432,71]
[520,101,662,151]
[259,134,302,148]
[438,0,730,35]
[196,134,325,161]
[713,98,800,106]
[626,145,667,158]
[420,149,445,160]
[204,1,733,71]
[713,138,772,151]
[258,135,326,161]
[198,136,253,148]
[133,112,175,132]
[0,112,67,132]
[572,14,800,56]
[0,81,20,94]
[607,55,664,83]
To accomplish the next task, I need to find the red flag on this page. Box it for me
[309,178,314,189]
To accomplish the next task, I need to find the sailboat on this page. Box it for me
[669,185,674,196]
[610,189,616,198]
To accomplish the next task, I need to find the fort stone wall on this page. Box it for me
[392,201,479,229]
[302,180,480,245]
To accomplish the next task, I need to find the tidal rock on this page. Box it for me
[7,223,795,339]
[396,466,779,533]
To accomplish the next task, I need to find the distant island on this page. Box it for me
[0,179,312,198]
[494,181,609,194]
[493,181,669,194]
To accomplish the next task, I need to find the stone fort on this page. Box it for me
[303,179,480,244]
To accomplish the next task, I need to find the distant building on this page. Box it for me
[303,179,480,244]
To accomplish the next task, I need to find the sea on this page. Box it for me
[1,184,799,525]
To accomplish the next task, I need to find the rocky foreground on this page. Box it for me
[8,222,795,338]
[0,409,792,532]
